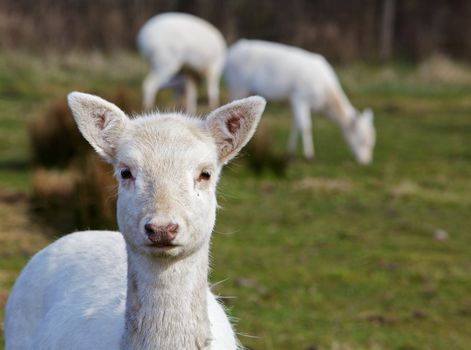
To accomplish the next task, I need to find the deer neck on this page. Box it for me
[121,243,211,350]
[325,85,357,131]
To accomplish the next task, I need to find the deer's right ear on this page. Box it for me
[67,92,128,162]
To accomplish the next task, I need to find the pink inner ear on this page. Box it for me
[96,113,106,130]
[226,115,241,134]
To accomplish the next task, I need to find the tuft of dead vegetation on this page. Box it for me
[30,100,86,167]
[416,54,471,84]
[74,153,117,230]
[244,124,287,178]
[292,176,352,194]
[31,167,79,234]
[388,180,419,199]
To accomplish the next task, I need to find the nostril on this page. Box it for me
[166,223,179,234]
[165,223,179,240]
[144,222,179,244]
[144,223,157,236]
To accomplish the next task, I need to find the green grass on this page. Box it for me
[0,52,470,349]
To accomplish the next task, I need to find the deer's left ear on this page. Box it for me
[205,96,266,165]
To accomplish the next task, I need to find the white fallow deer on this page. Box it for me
[138,12,227,114]
[224,39,376,164]
[5,92,266,350]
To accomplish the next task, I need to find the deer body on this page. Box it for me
[5,93,266,350]
[6,232,232,349]
[224,40,375,164]
[138,13,226,113]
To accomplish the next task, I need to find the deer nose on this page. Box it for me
[144,222,179,245]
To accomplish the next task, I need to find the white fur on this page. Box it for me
[138,12,227,113]
[224,40,376,164]
[5,92,266,350]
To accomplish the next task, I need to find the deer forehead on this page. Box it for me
[116,114,218,171]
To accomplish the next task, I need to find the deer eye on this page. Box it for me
[120,168,133,180]
[198,171,211,182]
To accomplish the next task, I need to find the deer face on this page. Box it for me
[114,116,220,258]
[68,92,266,259]
[346,109,376,165]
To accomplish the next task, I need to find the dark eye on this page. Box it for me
[120,168,133,180]
[198,171,211,181]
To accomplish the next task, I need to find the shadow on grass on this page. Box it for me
[0,160,30,171]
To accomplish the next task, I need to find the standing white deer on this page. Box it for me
[138,12,227,113]
[5,92,266,350]
[224,39,376,164]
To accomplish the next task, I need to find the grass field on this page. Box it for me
[0,52,470,349]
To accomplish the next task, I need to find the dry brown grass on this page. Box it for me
[32,167,79,198]
[74,153,117,230]
[0,196,48,254]
[416,54,471,84]
[31,157,116,234]
[292,176,353,194]
[388,179,419,199]
[244,124,287,177]
[31,167,79,234]
[29,100,86,168]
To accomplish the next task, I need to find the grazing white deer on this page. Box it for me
[5,92,266,350]
[138,12,227,113]
[224,40,376,164]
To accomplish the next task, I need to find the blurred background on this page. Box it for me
[0,1,470,349]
